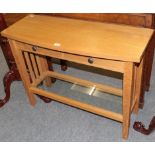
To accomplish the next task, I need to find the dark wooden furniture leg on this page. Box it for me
[60,60,67,71]
[0,68,20,107]
[144,44,155,92]
[139,51,147,109]
[139,88,145,109]
[139,32,155,108]
[133,116,155,135]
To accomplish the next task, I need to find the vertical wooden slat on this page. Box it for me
[23,52,35,82]
[36,55,43,75]
[122,62,134,139]
[38,55,52,87]
[8,40,36,106]
[30,53,40,78]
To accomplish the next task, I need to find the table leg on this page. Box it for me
[47,57,56,83]
[133,59,144,114]
[122,62,134,139]
[139,33,155,108]
[144,32,155,92]
[39,56,52,87]
[139,52,147,109]
[9,40,36,106]
[145,48,154,91]
[0,67,20,107]
[139,86,145,109]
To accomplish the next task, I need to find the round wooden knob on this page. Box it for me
[88,57,94,64]
[32,46,37,51]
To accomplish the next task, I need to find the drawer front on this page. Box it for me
[17,42,125,73]
[62,52,124,73]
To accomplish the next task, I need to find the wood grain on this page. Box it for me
[122,62,134,139]
[1,14,154,62]
[16,42,125,73]
[8,40,36,106]
[133,59,144,114]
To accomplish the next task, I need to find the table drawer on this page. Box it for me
[62,52,124,73]
[17,42,125,73]
[18,42,62,58]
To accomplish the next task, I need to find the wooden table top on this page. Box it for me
[1,14,154,62]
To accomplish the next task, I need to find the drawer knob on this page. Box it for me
[88,57,94,64]
[32,46,37,51]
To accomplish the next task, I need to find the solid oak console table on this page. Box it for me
[1,15,154,139]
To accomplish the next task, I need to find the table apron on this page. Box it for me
[17,42,125,73]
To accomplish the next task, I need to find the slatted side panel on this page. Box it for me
[22,51,43,83]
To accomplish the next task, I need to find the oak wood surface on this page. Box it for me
[133,59,144,114]
[1,14,154,62]
[122,62,134,139]
[2,14,154,139]
[16,42,125,73]
[23,52,36,82]
[8,40,36,106]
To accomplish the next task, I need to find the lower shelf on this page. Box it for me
[30,71,123,122]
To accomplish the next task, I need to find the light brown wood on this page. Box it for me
[30,53,40,79]
[1,14,154,62]
[61,52,125,73]
[130,65,137,109]
[36,55,43,75]
[2,15,152,139]
[122,62,134,139]
[17,42,125,73]
[8,40,36,106]
[30,86,123,122]
[23,52,35,82]
[133,59,144,114]
[131,97,138,113]
[31,72,46,87]
[38,55,52,87]
[46,71,122,96]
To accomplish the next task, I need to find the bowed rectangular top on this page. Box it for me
[1,14,154,62]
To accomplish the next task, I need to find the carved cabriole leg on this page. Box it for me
[122,62,134,139]
[133,58,144,114]
[133,116,155,135]
[8,40,36,106]
[0,68,20,107]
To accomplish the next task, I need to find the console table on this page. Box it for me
[1,15,154,139]
[1,13,155,109]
